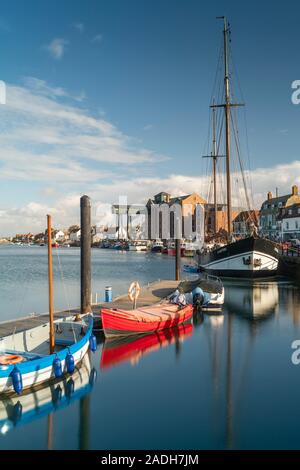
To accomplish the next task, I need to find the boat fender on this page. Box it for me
[89,334,97,352]
[53,356,63,378]
[52,385,62,407]
[66,378,74,400]
[66,351,75,375]
[128,281,141,302]
[89,368,97,386]
[11,367,23,395]
[12,401,23,424]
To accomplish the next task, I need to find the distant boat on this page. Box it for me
[128,241,148,252]
[151,240,164,253]
[101,303,193,338]
[51,242,59,248]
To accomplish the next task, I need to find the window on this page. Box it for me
[296,221,299,230]
[286,222,289,229]
[298,207,300,215]
[278,202,282,208]
[288,209,292,215]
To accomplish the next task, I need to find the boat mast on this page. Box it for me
[212,104,217,233]
[47,214,55,354]
[223,17,232,238]
[203,100,225,235]
[212,17,243,240]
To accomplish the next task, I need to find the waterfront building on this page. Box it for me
[146,192,206,240]
[259,185,300,239]
[277,203,300,241]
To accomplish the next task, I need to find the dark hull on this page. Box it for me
[198,237,279,279]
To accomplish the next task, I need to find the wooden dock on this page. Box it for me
[0,277,221,338]
[0,280,180,338]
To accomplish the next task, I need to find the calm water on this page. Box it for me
[0,246,300,449]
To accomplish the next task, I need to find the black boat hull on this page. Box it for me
[198,237,279,279]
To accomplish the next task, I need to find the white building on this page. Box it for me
[54,230,65,242]
[70,229,81,242]
[277,203,300,241]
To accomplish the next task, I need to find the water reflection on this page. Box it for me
[100,324,193,370]
[0,353,96,440]
[224,281,280,320]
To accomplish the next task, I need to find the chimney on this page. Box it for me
[267,191,273,201]
[292,185,298,196]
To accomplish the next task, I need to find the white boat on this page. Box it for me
[128,241,148,252]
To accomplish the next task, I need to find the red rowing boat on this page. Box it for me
[101,303,193,338]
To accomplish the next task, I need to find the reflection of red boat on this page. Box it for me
[101,303,193,338]
[101,323,193,369]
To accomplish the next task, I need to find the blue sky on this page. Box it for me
[1,0,300,235]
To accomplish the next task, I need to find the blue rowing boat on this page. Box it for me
[0,313,95,395]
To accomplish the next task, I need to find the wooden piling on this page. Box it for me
[81,195,92,314]
[175,238,181,281]
[47,214,55,354]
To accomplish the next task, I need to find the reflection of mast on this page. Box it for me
[79,395,90,450]
[226,313,233,449]
[47,413,53,450]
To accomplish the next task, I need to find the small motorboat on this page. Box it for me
[192,286,225,313]
[101,303,193,338]
[151,240,164,253]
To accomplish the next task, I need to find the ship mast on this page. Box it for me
[212,17,244,240]
[202,100,225,234]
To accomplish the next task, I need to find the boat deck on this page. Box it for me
[0,277,221,337]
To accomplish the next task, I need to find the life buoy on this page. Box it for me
[0,354,23,365]
[128,281,141,302]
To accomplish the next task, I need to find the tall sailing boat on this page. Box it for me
[198,17,279,279]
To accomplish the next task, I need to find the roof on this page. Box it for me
[233,210,259,223]
[277,203,300,220]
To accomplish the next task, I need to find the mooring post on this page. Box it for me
[81,195,92,314]
[175,238,181,281]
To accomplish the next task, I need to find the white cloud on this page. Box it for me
[45,38,69,60]
[91,34,103,44]
[73,22,84,33]
[2,160,300,236]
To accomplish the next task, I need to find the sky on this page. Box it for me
[1,0,300,235]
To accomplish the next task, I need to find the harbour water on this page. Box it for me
[0,246,300,449]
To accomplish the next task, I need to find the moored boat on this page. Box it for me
[151,240,164,253]
[0,313,94,395]
[101,303,193,338]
